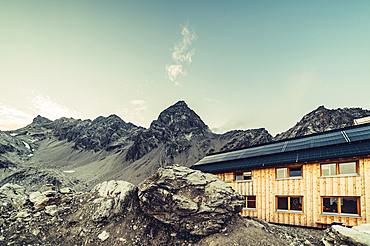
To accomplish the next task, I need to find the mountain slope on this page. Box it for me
[274,106,370,141]
[2,101,369,191]
[0,101,272,190]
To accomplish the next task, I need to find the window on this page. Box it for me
[276,168,288,179]
[243,171,252,180]
[246,196,256,209]
[289,167,302,177]
[235,171,252,181]
[276,196,303,212]
[277,197,288,210]
[321,162,358,176]
[276,166,302,179]
[322,197,360,215]
[235,172,243,181]
[321,163,336,176]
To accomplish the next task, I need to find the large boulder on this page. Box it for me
[0,183,28,208]
[29,184,69,211]
[322,224,370,246]
[90,180,138,222]
[138,165,245,236]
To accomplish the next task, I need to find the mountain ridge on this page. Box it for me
[1,101,370,192]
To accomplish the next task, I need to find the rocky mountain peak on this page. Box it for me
[274,106,370,141]
[32,115,52,125]
[151,100,209,136]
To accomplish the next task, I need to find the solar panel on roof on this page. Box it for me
[312,132,346,148]
[192,140,370,173]
[194,124,370,169]
[194,152,229,165]
[345,128,370,142]
[221,149,246,161]
[284,137,312,152]
[259,141,285,155]
[238,145,265,159]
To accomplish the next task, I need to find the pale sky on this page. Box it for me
[1,1,370,136]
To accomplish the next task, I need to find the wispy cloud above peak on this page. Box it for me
[166,64,186,82]
[116,100,148,126]
[166,23,197,83]
[0,91,84,131]
[172,25,197,64]
[28,92,84,120]
[203,98,219,102]
[129,100,146,105]
[0,103,33,131]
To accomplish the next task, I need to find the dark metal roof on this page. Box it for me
[191,123,370,173]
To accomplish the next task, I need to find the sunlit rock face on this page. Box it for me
[138,165,245,236]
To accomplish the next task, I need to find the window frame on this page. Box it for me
[275,166,303,179]
[275,196,304,213]
[246,195,256,210]
[321,196,361,217]
[234,171,252,182]
[320,161,359,177]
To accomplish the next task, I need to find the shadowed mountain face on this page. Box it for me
[1,101,369,191]
[0,101,272,191]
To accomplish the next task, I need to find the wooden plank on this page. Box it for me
[294,213,299,226]
[251,170,255,195]
[261,169,266,220]
[332,177,339,196]
[355,174,361,197]
[289,213,293,225]
[348,218,356,227]
[306,164,313,227]
[283,212,288,225]
[265,169,270,222]
[294,178,299,195]
[365,158,370,223]
[284,179,289,196]
[326,175,332,196]
[270,168,275,223]
[256,169,262,220]
[314,163,320,228]
[347,176,354,196]
[339,177,345,196]
[360,159,366,223]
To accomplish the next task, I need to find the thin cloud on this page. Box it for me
[166,23,197,83]
[116,101,148,125]
[28,93,84,120]
[0,92,85,131]
[166,64,186,82]
[203,98,218,102]
[172,25,197,64]
[129,100,146,106]
[0,103,33,130]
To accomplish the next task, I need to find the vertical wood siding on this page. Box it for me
[215,157,369,228]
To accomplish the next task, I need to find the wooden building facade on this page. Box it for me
[192,123,370,228]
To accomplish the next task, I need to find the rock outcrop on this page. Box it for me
[0,166,326,245]
[322,224,370,246]
[0,130,33,168]
[138,165,245,236]
[90,180,137,222]
[0,183,28,208]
